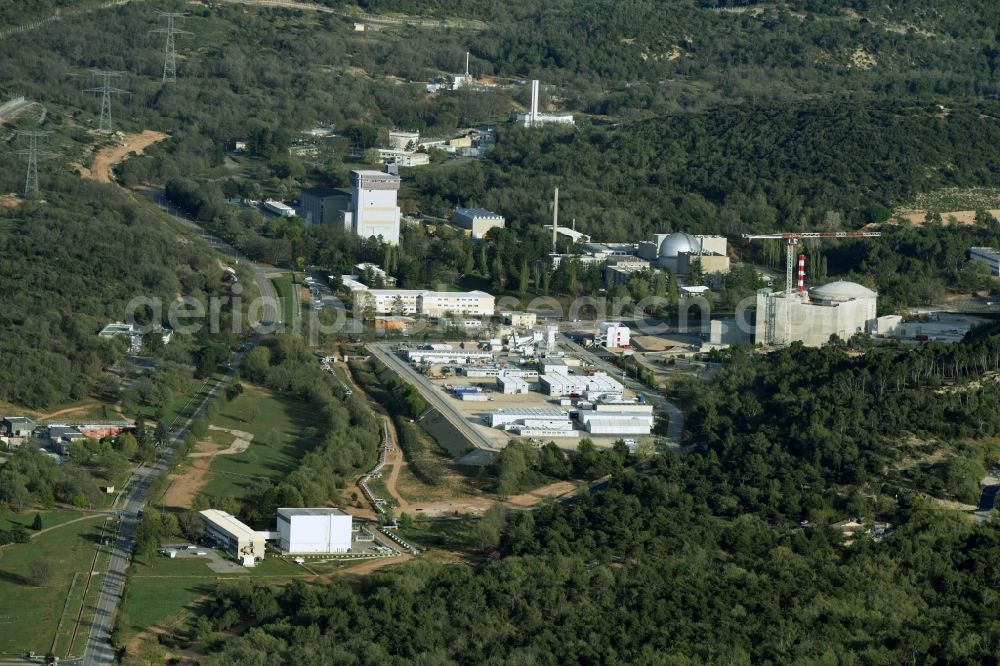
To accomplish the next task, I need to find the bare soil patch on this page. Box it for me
[505,480,579,508]
[893,209,1000,226]
[78,130,167,184]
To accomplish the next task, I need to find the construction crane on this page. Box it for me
[743,230,882,344]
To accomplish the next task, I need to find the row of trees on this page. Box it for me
[210,336,380,526]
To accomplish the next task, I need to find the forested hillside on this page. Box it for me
[414,100,1000,236]
[0,175,222,408]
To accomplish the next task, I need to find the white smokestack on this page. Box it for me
[530,80,539,123]
[552,187,559,253]
[465,51,470,76]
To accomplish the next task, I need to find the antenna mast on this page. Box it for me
[152,10,193,82]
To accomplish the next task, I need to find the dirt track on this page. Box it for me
[189,426,253,458]
[162,438,221,509]
[79,130,167,184]
[894,209,1000,226]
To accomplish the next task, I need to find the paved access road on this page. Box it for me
[78,207,281,665]
[368,342,501,451]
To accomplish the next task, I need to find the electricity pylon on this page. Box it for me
[15,130,53,198]
[151,10,192,82]
[85,69,129,134]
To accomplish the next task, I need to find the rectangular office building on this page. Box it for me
[200,509,266,566]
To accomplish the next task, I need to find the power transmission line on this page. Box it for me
[15,130,53,198]
[151,10,192,83]
[84,69,129,134]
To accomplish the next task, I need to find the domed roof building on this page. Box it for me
[808,281,877,303]
[636,232,730,276]
[658,232,702,258]
[755,279,878,347]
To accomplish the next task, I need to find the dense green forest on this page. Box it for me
[414,102,1000,236]
[0,174,224,408]
[182,338,1000,663]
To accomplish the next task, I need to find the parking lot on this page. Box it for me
[159,544,248,573]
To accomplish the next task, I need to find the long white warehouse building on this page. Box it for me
[277,508,352,554]
[579,411,653,435]
[405,348,494,365]
[540,370,624,400]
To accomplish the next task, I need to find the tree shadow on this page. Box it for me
[0,569,30,586]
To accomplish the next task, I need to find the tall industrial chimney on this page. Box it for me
[552,187,559,253]
[465,51,470,77]
[530,79,539,124]
[797,254,806,292]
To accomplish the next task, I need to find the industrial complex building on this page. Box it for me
[636,232,730,275]
[755,281,878,347]
[298,170,403,244]
[277,508,353,554]
[550,231,730,285]
[517,80,575,127]
[600,322,631,348]
[453,208,506,239]
[343,170,402,245]
[199,509,266,567]
[300,185,352,226]
[539,369,625,401]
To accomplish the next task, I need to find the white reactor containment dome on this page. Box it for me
[808,281,877,302]
[658,232,701,258]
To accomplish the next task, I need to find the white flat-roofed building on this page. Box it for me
[489,408,568,428]
[263,200,296,218]
[355,289,495,318]
[355,263,397,286]
[594,403,653,414]
[539,359,567,375]
[340,275,369,292]
[600,322,631,348]
[200,509,266,566]
[388,130,420,151]
[357,289,424,315]
[498,376,530,394]
[418,290,495,317]
[540,370,624,399]
[511,426,579,438]
[405,349,494,365]
[581,414,653,435]
[453,208,506,239]
[970,247,1000,276]
[463,366,539,379]
[502,312,537,329]
[343,170,402,245]
[277,508,352,554]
